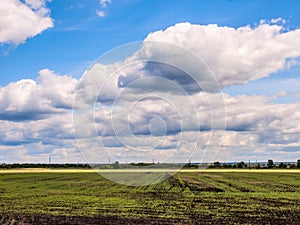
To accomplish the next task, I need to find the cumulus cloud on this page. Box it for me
[70,21,300,162]
[0,112,74,145]
[143,22,300,89]
[37,69,78,109]
[82,22,300,98]
[0,142,81,163]
[89,91,300,138]
[73,87,300,162]
[24,0,45,9]
[75,21,300,105]
[0,69,77,121]
[0,110,79,163]
[2,21,300,162]
[0,0,53,45]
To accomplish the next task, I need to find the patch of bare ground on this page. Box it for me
[0,214,188,225]
[1,213,300,225]
[182,177,224,193]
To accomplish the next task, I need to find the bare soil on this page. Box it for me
[1,212,300,225]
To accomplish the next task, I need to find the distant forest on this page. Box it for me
[207,159,300,169]
[0,163,91,169]
[0,159,300,169]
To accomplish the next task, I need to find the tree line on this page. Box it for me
[0,159,299,169]
[208,159,300,169]
[0,163,91,169]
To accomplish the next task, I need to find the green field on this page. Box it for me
[0,170,299,224]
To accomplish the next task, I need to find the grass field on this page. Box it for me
[0,170,299,224]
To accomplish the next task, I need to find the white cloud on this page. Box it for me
[0,0,53,45]
[0,143,81,163]
[0,112,74,145]
[100,0,111,8]
[96,10,105,17]
[73,88,300,161]
[96,0,111,17]
[2,21,300,162]
[276,90,287,97]
[37,69,78,109]
[75,22,300,102]
[1,75,300,162]
[143,22,300,89]
[24,0,45,9]
[71,21,300,162]
[0,69,77,121]
[0,111,80,163]
[270,17,287,25]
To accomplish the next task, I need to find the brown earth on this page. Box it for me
[1,212,299,225]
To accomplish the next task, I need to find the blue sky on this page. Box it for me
[0,0,300,164]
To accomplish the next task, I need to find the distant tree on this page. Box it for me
[256,163,261,169]
[290,164,296,169]
[267,159,274,168]
[214,161,221,168]
[208,164,215,169]
[113,161,120,169]
[297,159,300,169]
[283,164,287,169]
[237,161,246,168]
[223,164,233,169]
[279,162,284,169]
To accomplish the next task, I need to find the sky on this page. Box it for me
[0,0,300,164]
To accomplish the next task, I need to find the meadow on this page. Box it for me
[0,170,299,224]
